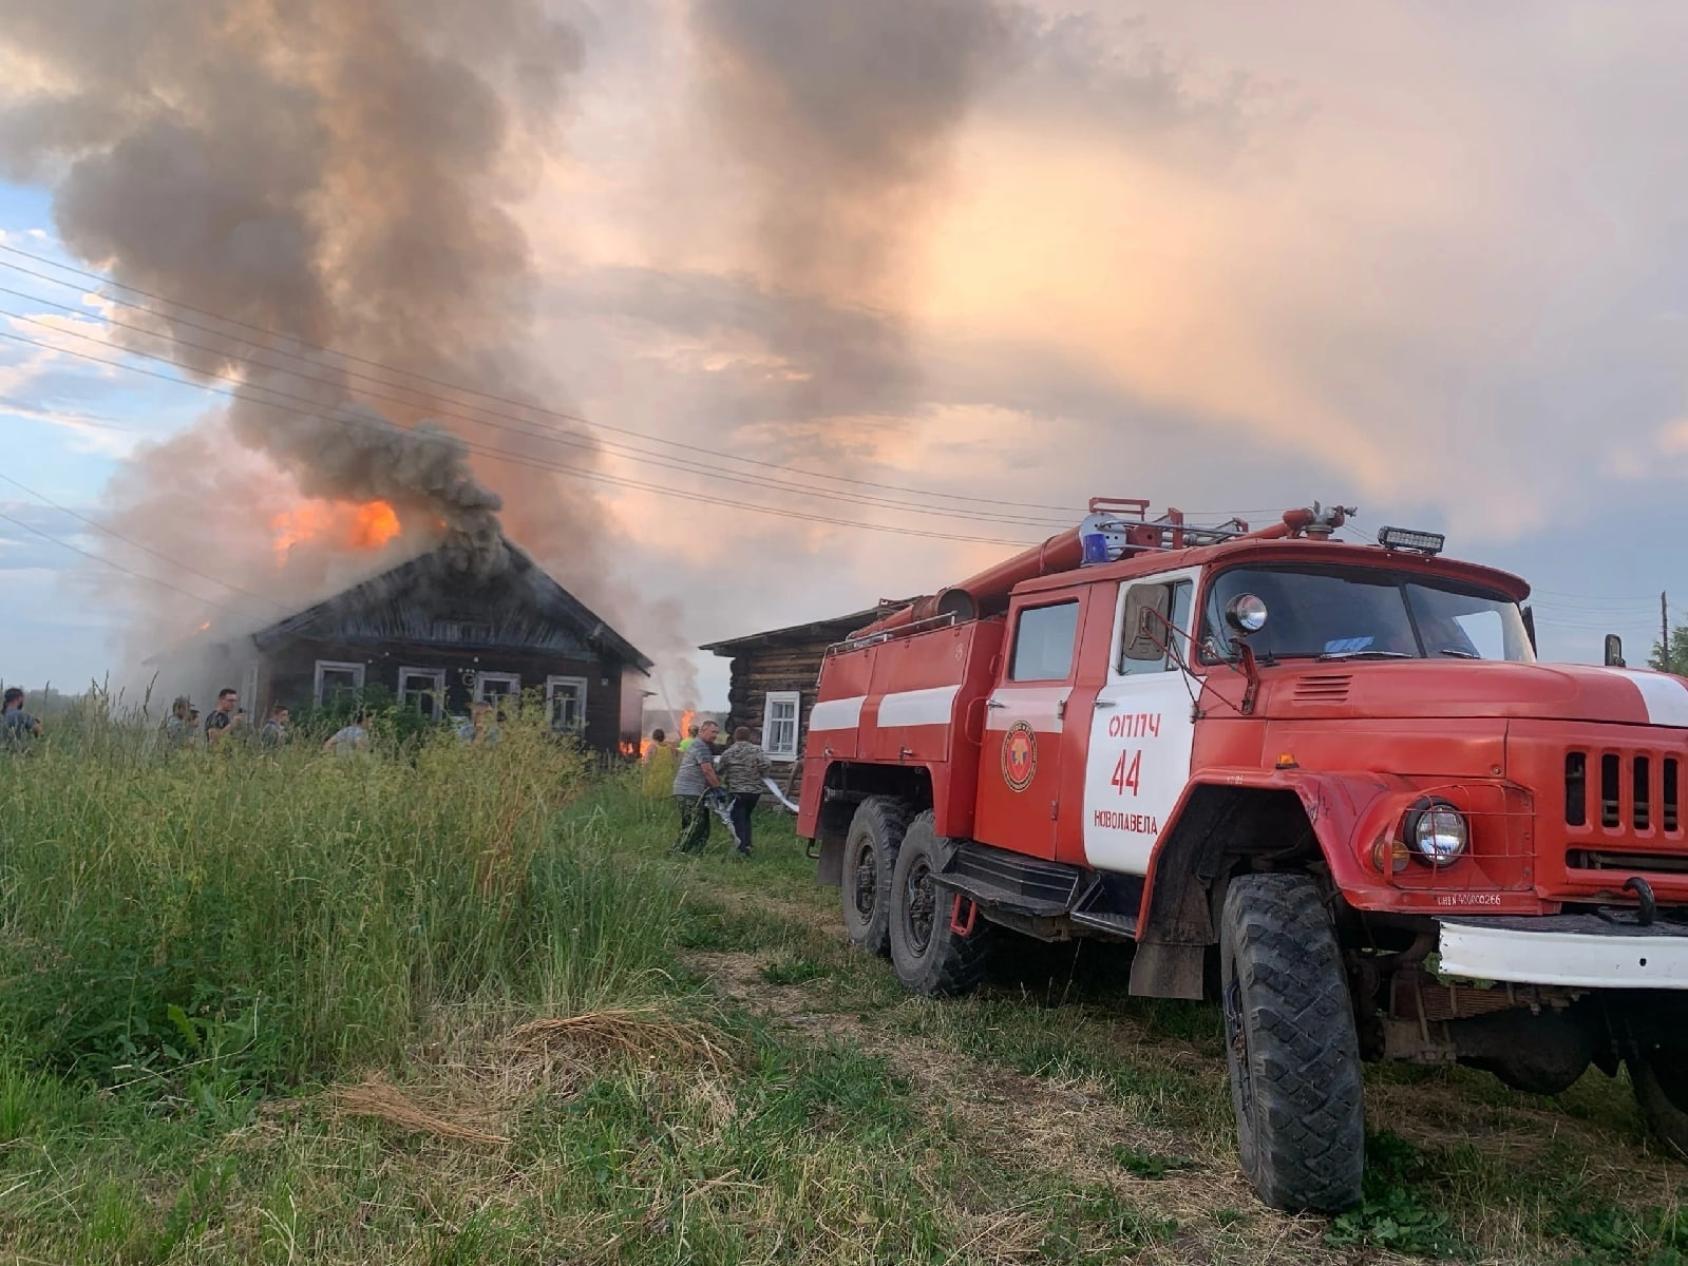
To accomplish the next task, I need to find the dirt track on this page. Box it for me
[682,871,1688,1266]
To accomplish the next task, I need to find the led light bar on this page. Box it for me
[1377,526,1446,555]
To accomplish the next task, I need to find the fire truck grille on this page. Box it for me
[1564,748,1682,835]
[1566,849,1688,874]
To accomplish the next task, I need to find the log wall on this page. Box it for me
[721,636,833,792]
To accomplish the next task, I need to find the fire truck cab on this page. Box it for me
[797,500,1688,1213]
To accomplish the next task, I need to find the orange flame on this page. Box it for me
[271,502,333,566]
[271,499,401,565]
[349,500,401,550]
[678,709,697,741]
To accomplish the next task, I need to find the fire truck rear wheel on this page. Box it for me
[840,797,910,956]
[1219,872,1365,1214]
[1630,1049,1688,1160]
[888,812,991,996]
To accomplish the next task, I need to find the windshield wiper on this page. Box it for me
[1437,648,1479,659]
[1315,649,1412,661]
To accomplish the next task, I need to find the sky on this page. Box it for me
[2,0,1684,710]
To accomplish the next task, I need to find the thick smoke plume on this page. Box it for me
[693,0,1007,295]
[691,0,1008,443]
[0,0,600,605]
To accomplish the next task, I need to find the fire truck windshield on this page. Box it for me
[1200,565,1536,664]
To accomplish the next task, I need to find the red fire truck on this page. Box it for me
[796,499,1688,1212]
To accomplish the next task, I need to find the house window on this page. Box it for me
[474,672,522,705]
[546,676,588,733]
[313,660,365,706]
[399,666,447,719]
[763,690,801,762]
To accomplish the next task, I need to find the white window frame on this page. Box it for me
[473,671,522,704]
[239,662,260,716]
[313,660,365,706]
[762,690,801,762]
[398,666,447,719]
[545,675,589,733]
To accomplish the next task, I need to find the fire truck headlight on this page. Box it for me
[1226,593,1269,635]
[1405,799,1468,866]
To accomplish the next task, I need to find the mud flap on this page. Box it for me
[1129,942,1206,1000]
[816,835,843,886]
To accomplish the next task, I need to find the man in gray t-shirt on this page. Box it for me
[672,719,721,852]
[3,688,40,751]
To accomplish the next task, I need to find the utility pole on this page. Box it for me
[1665,591,1672,670]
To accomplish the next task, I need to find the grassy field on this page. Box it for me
[1,709,1685,1264]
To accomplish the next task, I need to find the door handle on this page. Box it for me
[1093,699,1116,709]
[986,699,1008,710]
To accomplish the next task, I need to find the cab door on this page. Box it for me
[974,590,1089,859]
[1082,567,1201,875]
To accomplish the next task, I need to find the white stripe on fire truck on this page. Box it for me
[983,686,1073,733]
[1603,668,1688,727]
[807,695,866,732]
[875,684,961,728]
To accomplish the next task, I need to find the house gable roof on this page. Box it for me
[699,601,913,656]
[251,537,652,671]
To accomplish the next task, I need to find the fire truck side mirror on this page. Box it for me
[1604,633,1625,668]
[1225,594,1269,637]
[1122,585,1173,662]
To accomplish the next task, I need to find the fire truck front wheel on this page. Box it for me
[1630,1049,1688,1159]
[840,797,911,955]
[1219,873,1365,1214]
[889,812,991,996]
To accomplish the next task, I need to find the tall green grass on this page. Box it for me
[0,701,679,1093]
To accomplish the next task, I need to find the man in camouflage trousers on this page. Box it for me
[715,726,772,856]
[671,718,722,853]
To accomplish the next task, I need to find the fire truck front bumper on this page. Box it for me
[1437,913,1688,989]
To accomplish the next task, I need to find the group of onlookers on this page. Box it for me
[164,690,373,754]
[655,717,777,857]
[160,688,295,750]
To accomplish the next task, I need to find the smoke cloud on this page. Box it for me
[0,0,599,608]
[689,0,1009,444]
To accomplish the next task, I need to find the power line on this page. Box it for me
[1529,587,1660,607]
[0,469,286,610]
[0,242,1087,515]
[0,508,248,614]
[0,285,1079,531]
[0,326,1049,549]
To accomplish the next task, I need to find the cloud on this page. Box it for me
[0,397,137,456]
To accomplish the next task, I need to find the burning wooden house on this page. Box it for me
[199,537,649,752]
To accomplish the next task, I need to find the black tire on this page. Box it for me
[888,811,992,995]
[1219,872,1365,1213]
[1629,1049,1688,1159]
[840,797,909,955]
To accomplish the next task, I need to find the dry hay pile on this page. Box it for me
[330,1008,733,1147]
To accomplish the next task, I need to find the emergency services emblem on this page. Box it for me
[1001,721,1038,793]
